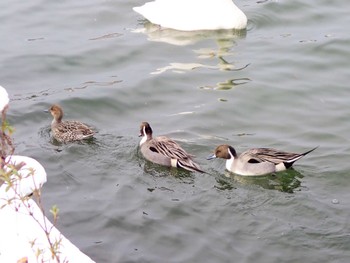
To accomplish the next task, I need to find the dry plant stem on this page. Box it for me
[18,168,63,263]
[1,106,65,263]
[10,173,63,263]
[1,106,14,170]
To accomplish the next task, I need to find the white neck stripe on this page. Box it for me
[226,148,235,171]
[140,126,148,146]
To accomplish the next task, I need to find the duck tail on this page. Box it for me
[81,133,94,140]
[177,160,205,173]
[284,146,318,168]
[301,146,319,157]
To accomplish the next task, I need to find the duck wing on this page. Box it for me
[151,136,194,160]
[149,136,204,173]
[59,121,94,136]
[243,147,317,166]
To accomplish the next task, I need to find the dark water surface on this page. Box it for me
[1,0,350,262]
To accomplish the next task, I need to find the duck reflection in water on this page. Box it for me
[216,169,304,193]
[142,160,196,182]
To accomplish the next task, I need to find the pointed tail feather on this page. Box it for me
[301,146,319,156]
[284,146,318,168]
[177,160,205,173]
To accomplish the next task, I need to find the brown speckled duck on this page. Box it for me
[139,122,204,173]
[48,104,94,143]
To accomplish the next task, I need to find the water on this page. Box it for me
[1,0,350,262]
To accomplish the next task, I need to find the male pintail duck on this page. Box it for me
[207,144,317,176]
[133,0,247,31]
[139,122,204,173]
[48,104,94,143]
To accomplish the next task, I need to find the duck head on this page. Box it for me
[139,121,153,145]
[207,144,237,160]
[49,104,64,123]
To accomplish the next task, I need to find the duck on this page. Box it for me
[0,85,9,113]
[139,122,204,173]
[133,0,247,31]
[207,144,318,176]
[48,104,94,143]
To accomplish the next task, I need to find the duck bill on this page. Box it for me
[207,154,216,160]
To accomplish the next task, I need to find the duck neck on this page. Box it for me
[51,117,62,125]
[226,146,236,170]
[140,134,147,146]
[140,129,152,146]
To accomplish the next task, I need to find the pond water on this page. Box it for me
[1,0,350,262]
